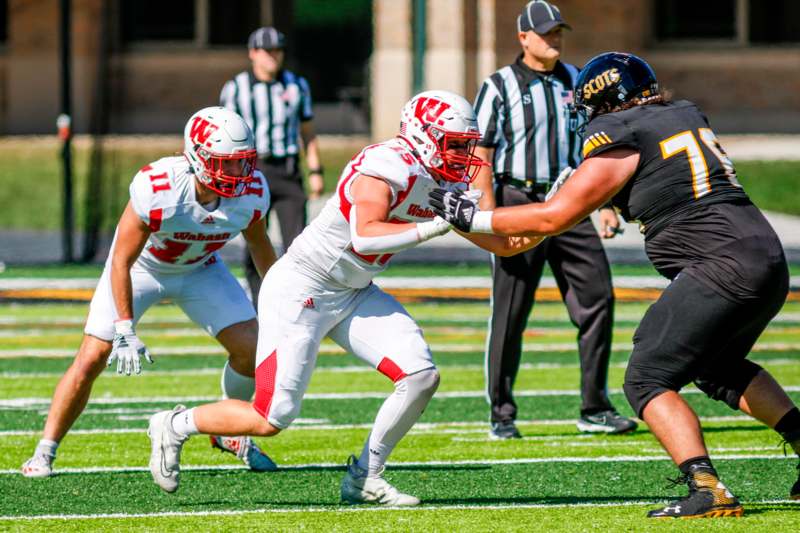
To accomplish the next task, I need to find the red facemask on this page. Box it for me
[198,149,258,197]
[427,126,487,183]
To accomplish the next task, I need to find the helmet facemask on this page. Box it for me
[193,146,257,198]
[425,125,484,184]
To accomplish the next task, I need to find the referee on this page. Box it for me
[472,1,636,439]
[220,27,324,305]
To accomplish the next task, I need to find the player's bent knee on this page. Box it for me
[623,365,673,418]
[404,368,440,399]
[74,336,113,377]
[694,360,763,411]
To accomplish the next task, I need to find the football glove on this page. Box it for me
[545,166,574,202]
[428,188,478,233]
[108,319,153,375]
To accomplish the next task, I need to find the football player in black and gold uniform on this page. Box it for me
[429,52,800,518]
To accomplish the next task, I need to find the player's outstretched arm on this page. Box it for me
[242,216,277,278]
[108,201,153,375]
[349,174,451,255]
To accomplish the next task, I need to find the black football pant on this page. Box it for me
[487,185,616,424]
[244,156,307,309]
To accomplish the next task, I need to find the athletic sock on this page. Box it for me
[775,407,800,435]
[776,407,800,456]
[35,439,59,458]
[220,360,256,401]
[678,456,717,477]
[357,369,438,477]
[170,408,199,438]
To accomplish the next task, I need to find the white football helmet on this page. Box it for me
[183,106,257,197]
[398,90,486,183]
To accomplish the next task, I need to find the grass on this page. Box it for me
[1,294,799,529]
[0,137,798,231]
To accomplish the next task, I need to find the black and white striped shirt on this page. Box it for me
[474,56,582,187]
[220,70,313,159]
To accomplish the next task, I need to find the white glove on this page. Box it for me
[108,319,153,375]
[545,166,575,202]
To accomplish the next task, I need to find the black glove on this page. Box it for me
[428,188,477,233]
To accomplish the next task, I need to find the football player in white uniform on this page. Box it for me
[22,107,279,478]
[146,91,542,502]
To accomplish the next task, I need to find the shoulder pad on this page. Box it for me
[582,114,638,159]
[355,143,417,194]
[129,161,178,229]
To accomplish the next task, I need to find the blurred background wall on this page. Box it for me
[0,0,797,138]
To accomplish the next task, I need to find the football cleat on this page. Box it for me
[647,470,743,519]
[340,455,420,506]
[576,410,638,435]
[488,420,522,440]
[210,435,278,472]
[147,405,189,493]
[21,452,54,478]
[779,429,800,499]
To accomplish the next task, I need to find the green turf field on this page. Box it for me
[1,296,799,531]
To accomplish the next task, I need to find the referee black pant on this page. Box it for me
[487,184,615,424]
[244,156,307,308]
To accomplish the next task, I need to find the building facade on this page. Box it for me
[0,0,798,136]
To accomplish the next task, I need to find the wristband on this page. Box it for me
[470,211,494,233]
[114,319,135,336]
[308,167,324,175]
[416,217,451,241]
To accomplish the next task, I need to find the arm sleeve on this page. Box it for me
[474,76,504,148]
[581,114,639,159]
[298,77,314,121]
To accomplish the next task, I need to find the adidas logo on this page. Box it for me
[302,297,315,309]
[201,215,215,225]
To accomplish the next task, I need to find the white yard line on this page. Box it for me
[4,341,800,359]
[5,385,800,407]
[5,357,800,378]
[1,499,795,522]
[0,415,765,437]
[0,454,794,479]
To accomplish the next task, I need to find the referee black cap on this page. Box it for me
[248,27,286,50]
[517,1,571,35]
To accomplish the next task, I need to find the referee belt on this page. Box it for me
[495,174,551,195]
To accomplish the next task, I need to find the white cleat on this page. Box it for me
[21,453,54,478]
[210,435,278,472]
[147,405,189,493]
[340,455,420,506]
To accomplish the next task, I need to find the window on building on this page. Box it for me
[208,0,262,46]
[750,1,800,43]
[655,0,736,40]
[121,0,195,42]
[655,0,800,44]
[0,0,7,45]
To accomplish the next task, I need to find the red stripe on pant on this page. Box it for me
[377,357,407,382]
[253,350,277,417]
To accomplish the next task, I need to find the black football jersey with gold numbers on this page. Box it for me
[582,100,749,237]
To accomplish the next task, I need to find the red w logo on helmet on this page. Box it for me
[414,97,451,124]
[189,117,218,147]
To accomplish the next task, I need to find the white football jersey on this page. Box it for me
[127,156,270,274]
[288,138,465,288]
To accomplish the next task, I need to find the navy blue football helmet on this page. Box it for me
[574,52,659,120]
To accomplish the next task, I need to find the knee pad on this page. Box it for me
[623,364,672,418]
[694,360,763,411]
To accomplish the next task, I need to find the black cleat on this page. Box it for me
[779,429,800,500]
[576,410,638,435]
[488,421,522,440]
[647,470,743,519]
